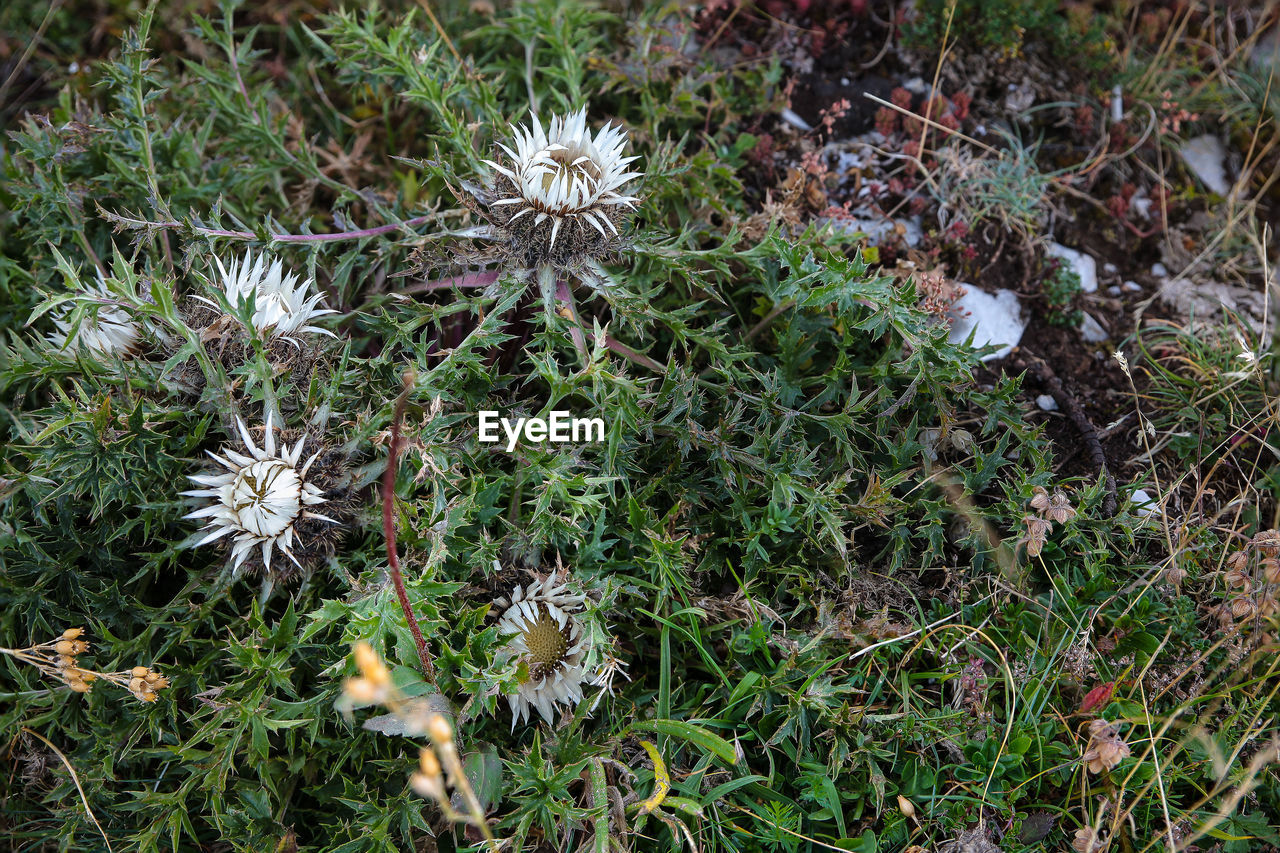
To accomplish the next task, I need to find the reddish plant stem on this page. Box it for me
[403,270,501,294]
[134,213,438,243]
[383,373,436,681]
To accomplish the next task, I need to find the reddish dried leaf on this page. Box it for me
[1079,682,1115,714]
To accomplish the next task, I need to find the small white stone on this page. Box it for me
[1046,242,1098,293]
[1080,313,1109,343]
[780,109,813,132]
[1251,27,1280,72]
[902,77,929,94]
[1036,394,1058,411]
[1131,488,1159,518]
[947,287,1026,362]
[1180,135,1231,196]
[1103,263,1118,275]
[1151,262,1169,277]
[1111,84,1124,122]
[1122,280,1142,292]
[1108,285,1122,296]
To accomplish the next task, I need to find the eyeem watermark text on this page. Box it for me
[478,411,605,452]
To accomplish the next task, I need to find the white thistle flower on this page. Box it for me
[495,575,595,727]
[198,252,336,345]
[48,273,141,357]
[183,413,335,573]
[484,107,642,259]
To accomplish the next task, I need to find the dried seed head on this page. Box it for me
[1072,827,1107,853]
[1083,719,1131,774]
[1045,491,1077,524]
[1029,486,1051,512]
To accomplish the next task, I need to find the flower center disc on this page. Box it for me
[230,459,302,537]
[537,145,602,195]
[523,609,570,679]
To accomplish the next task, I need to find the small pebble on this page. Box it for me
[1080,313,1109,343]
[1122,280,1142,292]
[780,108,813,132]
[1108,285,1121,296]
[1046,242,1098,293]
[1131,488,1159,518]
[1151,262,1169,277]
[1103,263,1118,275]
[1036,394,1058,411]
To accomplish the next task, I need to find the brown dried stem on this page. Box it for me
[383,372,436,681]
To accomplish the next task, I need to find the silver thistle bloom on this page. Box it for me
[197,252,336,346]
[48,273,141,357]
[483,107,642,264]
[495,575,596,727]
[183,414,335,574]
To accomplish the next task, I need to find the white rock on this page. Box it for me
[902,77,929,94]
[1159,276,1278,336]
[1130,488,1159,518]
[1036,394,1058,411]
[1180,135,1231,195]
[780,108,813,132]
[1103,262,1118,275]
[1151,262,1169,277]
[1046,242,1098,293]
[1252,27,1280,72]
[1108,285,1122,296]
[1080,313,1109,342]
[836,150,867,173]
[1122,280,1142,292]
[825,214,922,248]
[1111,84,1124,122]
[948,287,1026,362]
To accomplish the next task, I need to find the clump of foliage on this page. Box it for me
[902,0,1111,67]
[1,2,1278,853]
[1040,259,1084,327]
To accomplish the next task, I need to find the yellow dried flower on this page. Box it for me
[426,713,453,746]
[354,641,391,687]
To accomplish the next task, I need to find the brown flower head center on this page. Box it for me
[522,608,570,680]
[537,144,601,195]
